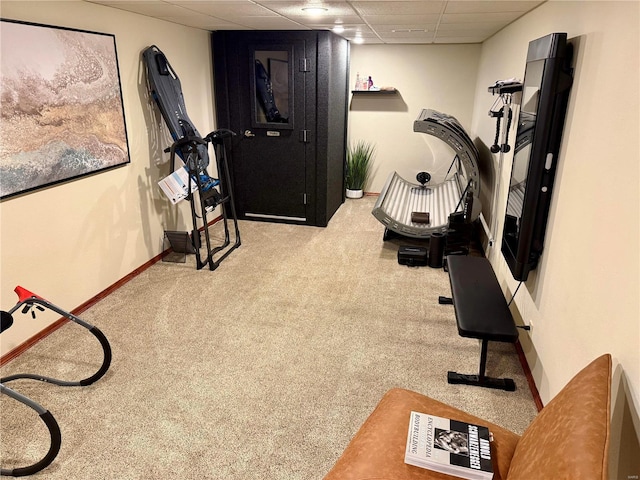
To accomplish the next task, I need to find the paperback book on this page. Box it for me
[404,411,493,480]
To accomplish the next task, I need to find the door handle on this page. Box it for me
[244,129,255,138]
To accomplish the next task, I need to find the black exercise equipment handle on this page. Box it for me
[490,107,502,153]
[1,298,112,387]
[1,311,13,333]
[501,107,513,153]
[0,386,62,477]
[164,135,208,153]
[80,326,112,386]
[6,411,62,477]
[205,128,237,144]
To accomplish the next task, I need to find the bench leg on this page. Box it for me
[438,296,453,305]
[447,340,516,391]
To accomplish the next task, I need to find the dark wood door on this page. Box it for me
[214,33,312,223]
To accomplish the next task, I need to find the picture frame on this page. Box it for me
[0,19,130,200]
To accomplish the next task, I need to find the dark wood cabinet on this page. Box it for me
[211,30,349,227]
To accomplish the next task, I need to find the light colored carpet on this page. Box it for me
[0,197,538,479]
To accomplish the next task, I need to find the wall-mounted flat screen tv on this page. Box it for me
[502,33,573,281]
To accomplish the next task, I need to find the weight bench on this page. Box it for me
[439,255,518,391]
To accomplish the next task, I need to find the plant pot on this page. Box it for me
[346,188,364,199]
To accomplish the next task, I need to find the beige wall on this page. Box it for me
[2,0,638,475]
[468,1,639,477]
[348,43,481,193]
[0,2,216,352]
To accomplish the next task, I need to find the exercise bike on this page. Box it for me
[0,286,112,477]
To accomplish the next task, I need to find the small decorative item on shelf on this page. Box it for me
[352,74,398,93]
[354,72,373,91]
[346,140,376,199]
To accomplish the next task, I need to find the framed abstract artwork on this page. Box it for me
[0,19,130,200]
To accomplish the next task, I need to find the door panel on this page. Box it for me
[224,37,308,221]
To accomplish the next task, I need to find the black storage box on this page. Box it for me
[398,245,428,267]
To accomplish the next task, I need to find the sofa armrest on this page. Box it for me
[506,354,611,480]
[323,388,520,480]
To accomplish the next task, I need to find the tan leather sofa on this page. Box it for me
[323,354,611,480]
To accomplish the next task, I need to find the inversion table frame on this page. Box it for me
[166,130,241,270]
[143,45,241,270]
[372,109,481,239]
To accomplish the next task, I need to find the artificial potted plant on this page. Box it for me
[345,140,376,199]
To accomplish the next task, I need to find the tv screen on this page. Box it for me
[502,33,573,281]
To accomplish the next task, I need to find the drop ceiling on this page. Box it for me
[86,0,545,44]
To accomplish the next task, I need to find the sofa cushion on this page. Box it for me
[323,388,521,480]
[507,354,611,480]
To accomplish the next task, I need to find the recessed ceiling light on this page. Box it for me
[352,36,364,44]
[302,6,328,15]
[333,25,345,33]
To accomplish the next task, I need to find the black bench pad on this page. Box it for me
[444,255,518,391]
[447,255,518,343]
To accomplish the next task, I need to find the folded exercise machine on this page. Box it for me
[372,109,481,244]
[1,286,112,476]
[143,45,240,270]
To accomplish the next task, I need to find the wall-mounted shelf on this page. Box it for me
[351,88,398,95]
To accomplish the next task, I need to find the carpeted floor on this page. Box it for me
[0,197,538,479]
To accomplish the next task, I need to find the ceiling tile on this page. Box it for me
[313,23,374,33]
[364,14,440,25]
[346,29,380,38]
[289,15,363,26]
[84,0,543,44]
[379,31,435,40]
[440,12,522,24]
[433,35,487,44]
[351,1,444,16]
[159,16,249,30]
[232,17,311,29]
[436,20,504,31]
[444,1,543,15]
[372,24,437,33]
[352,38,385,44]
[171,1,280,17]
[90,0,194,17]
[436,23,502,36]
[381,37,434,44]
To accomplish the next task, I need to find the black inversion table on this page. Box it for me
[441,255,518,391]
